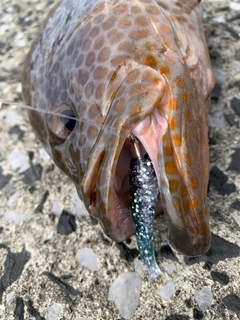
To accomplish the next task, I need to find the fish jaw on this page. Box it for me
[81,65,167,242]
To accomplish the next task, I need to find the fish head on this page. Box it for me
[23,0,214,255]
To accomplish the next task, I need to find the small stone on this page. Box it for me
[108,272,141,319]
[222,49,233,57]
[193,308,204,320]
[211,271,229,285]
[34,191,50,213]
[231,199,240,211]
[212,15,225,23]
[161,263,176,274]
[213,68,226,82]
[155,280,175,300]
[26,299,45,320]
[134,260,145,270]
[235,48,240,61]
[4,184,16,195]
[76,248,99,271]
[14,297,24,320]
[5,110,20,124]
[209,166,236,195]
[195,287,213,313]
[208,113,225,129]
[0,169,12,190]
[226,27,240,39]
[231,213,240,227]
[70,192,89,216]
[23,164,43,184]
[46,303,63,320]
[57,210,76,235]
[4,211,34,222]
[222,294,240,316]
[225,114,239,127]
[39,148,51,160]
[230,3,240,10]
[52,200,62,216]
[211,83,222,100]
[233,80,240,88]
[231,98,240,116]
[0,245,31,303]
[60,186,67,196]
[7,192,20,206]
[6,291,15,303]
[228,148,240,172]
[210,50,220,58]
[8,150,30,173]
[8,125,24,139]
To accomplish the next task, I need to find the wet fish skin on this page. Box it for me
[22,0,215,256]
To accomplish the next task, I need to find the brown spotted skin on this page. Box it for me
[22,0,215,255]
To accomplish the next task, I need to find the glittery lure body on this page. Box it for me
[130,152,161,279]
[22,0,215,274]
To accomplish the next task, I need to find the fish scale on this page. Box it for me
[22,0,215,277]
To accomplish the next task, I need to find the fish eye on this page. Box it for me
[47,103,77,139]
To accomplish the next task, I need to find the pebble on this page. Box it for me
[231,199,240,211]
[39,147,51,160]
[7,150,30,173]
[156,280,175,300]
[161,263,176,275]
[213,16,225,23]
[195,287,213,313]
[134,260,145,270]
[70,191,89,216]
[5,110,20,124]
[213,68,227,82]
[6,291,15,303]
[57,210,76,235]
[222,49,233,57]
[230,2,240,10]
[4,211,34,222]
[7,191,19,206]
[52,200,62,216]
[222,294,240,316]
[46,303,63,320]
[208,114,225,129]
[76,248,99,271]
[231,213,240,226]
[108,272,142,320]
[211,271,229,285]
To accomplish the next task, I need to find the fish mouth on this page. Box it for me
[95,108,168,242]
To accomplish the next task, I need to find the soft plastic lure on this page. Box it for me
[22,0,215,277]
[127,134,161,278]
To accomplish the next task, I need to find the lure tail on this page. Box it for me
[128,136,161,279]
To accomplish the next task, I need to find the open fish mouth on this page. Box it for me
[84,107,167,244]
[109,110,167,242]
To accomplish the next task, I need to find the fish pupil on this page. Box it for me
[60,109,76,132]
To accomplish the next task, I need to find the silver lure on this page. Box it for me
[127,135,161,279]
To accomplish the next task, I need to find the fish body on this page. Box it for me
[23,0,215,258]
